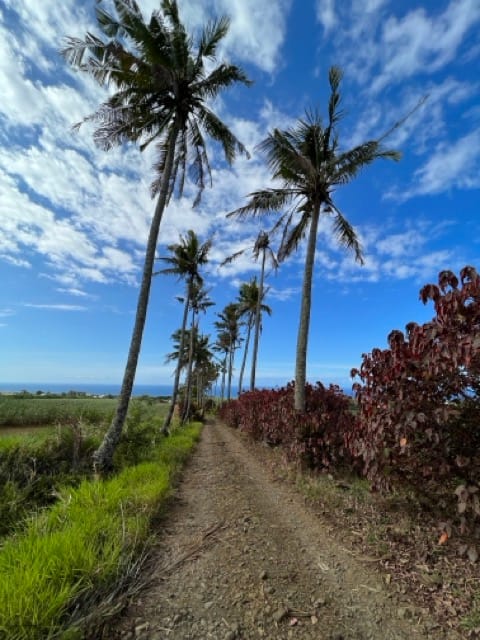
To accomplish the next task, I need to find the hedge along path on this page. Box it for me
[108,421,459,640]
[0,423,202,640]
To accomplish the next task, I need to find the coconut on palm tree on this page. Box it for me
[156,230,212,432]
[229,67,401,412]
[62,0,250,471]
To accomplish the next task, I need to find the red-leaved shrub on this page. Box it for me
[218,382,354,471]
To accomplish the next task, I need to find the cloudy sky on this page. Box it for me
[0,0,479,391]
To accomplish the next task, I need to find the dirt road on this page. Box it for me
[108,421,457,640]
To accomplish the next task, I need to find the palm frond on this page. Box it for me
[329,202,364,264]
[228,188,296,219]
[197,15,230,60]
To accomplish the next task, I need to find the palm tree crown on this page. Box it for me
[229,67,401,411]
[62,0,251,205]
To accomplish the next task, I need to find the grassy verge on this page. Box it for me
[0,423,201,640]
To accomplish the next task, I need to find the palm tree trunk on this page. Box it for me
[181,315,196,423]
[220,359,226,401]
[93,125,180,473]
[250,248,266,391]
[227,341,234,400]
[238,317,252,395]
[162,280,191,434]
[294,205,321,413]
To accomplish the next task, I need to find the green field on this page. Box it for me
[0,396,119,430]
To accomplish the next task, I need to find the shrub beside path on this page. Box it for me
[108,420,460,640]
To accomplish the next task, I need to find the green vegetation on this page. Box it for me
[0,422,201,639]
[0,396,117,427]
[0,400,169,539]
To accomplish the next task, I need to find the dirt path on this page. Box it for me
[108,421,456,640]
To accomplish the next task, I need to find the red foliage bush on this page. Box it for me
[349,266,480,539]
[218,382,354,470]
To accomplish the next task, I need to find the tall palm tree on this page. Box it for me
[229,67,400,412]
[250,232,278,391]
[213,331,230,401]
[236,278,272,395]
[215,303,242,400]
[182,283,214,422]
[222,230,278,391]
[157,230,212,432]
[62,1,250,471]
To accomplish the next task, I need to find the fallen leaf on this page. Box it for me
[400,437,408,447]
[438,532,449,545]
[311,615,318,625]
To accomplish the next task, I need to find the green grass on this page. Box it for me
[0,397,119,427]
[0,422,201,640]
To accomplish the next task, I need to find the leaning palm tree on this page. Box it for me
[156,230,212,433]
[62,0,250,471]
[229,67,401,412]
[236,278,272,395]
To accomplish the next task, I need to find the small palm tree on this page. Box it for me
[236,278,272,395]
[229,67,401,412]
[62,1,250,471]
[157,230,212,432]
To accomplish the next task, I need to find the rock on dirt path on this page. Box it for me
[107,421,450,640]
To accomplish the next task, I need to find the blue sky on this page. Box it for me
[0,0,479,391]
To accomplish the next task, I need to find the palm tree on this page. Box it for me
[62,1,250,471]
[236,278,272,395]
[213,331,230,401]
[215,303,242,400]
[222,230,278,391]
[229,67,401,412]
[157,230,212,432]
[182,283,214,422]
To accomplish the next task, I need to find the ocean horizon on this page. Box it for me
[0,381,352,397]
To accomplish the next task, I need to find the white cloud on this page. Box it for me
[23,303,87,311]
[406,129,480,197]
[56,287,93,298]
[315,0,337,33]
[372,0,480,92]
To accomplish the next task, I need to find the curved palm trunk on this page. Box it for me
[162,281,191,434]
[93,125,180,473]
[250,248,266,391]
[238,316,253,395]
[294,205,321,413]
[181,314,196,423]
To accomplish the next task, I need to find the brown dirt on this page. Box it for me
[105,421,463,640]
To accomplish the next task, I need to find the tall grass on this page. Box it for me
[0,423,201,639]
[0,397,118,427]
